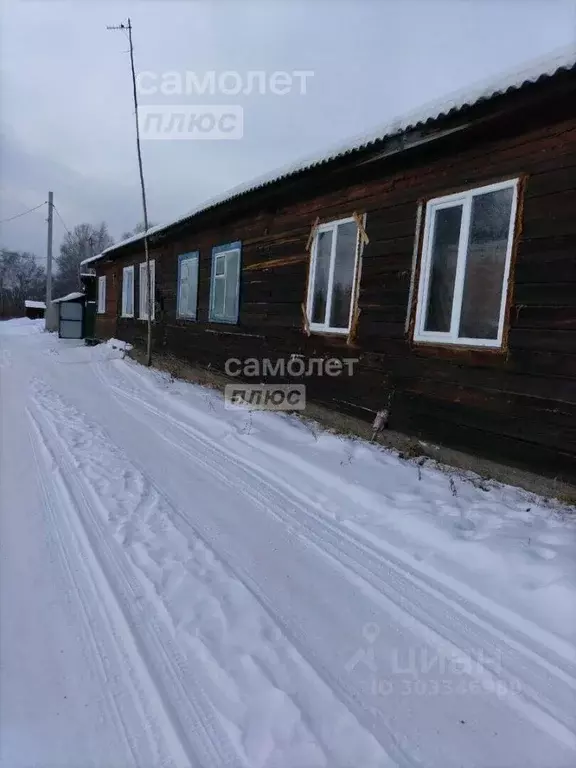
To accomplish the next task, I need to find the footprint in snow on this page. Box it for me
[536,533,567,547]
[453,518,487,541]
[528,546,557,561]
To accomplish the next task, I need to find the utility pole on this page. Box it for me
[45,191,54,307]
[79,235,92,288]
[107,17,152,366]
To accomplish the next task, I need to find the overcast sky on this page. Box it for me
[1,0,575,261]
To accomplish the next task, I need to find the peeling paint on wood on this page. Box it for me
[244,254,308,272]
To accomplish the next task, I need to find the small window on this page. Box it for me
[215,254,226,276]
[121,265,135,318]
[177,252,199,319]
[97,276,106,314]
[139,259,156,320]
[414,179,519,348]
[209,242,241,323]
[306,216,362,334]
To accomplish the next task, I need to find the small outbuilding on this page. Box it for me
[24,300,46,320]
[52,292,85,339]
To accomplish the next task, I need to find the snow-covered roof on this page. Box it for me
[81,45,576,268]
[81,252,105,267]
[25,300,46,309]
[52,292,85,304]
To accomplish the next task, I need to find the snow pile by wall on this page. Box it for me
[0,317,45,335]
[106,338,133,352]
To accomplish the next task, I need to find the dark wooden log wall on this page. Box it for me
[95,89,576,483]
[96,261,120,341]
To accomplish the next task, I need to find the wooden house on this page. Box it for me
[82,52,576,484]
[24,300,46,320]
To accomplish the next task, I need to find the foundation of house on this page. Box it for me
[128,346,576,506]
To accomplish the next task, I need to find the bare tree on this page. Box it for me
[120,221,155,241]
[54,222,113,296]
[0,250,46,318]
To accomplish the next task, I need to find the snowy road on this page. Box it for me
[1,319,575,768]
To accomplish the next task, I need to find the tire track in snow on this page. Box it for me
[110,358,576,675]
[94,360,576,754]
[29,378,394,768]
[114,357,576,675]
[27,418,158,768]
[28,389,242,768]
[93,364,423,768]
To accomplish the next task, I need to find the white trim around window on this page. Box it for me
[139,259,156,320]
[305,215,363,335]
[413,178,519,348]
[209,242,241,324]
[121,265,135,318]
[177,251,199,320]
[97,275,106,314]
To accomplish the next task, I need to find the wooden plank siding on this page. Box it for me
[94,81,576,483]
[96,261,120,341]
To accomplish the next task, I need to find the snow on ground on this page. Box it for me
[1,318,575,768]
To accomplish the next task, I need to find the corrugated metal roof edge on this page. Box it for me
[81,46,576,267]
[52,291,85,304]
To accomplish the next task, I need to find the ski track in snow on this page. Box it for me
[90,360,576,754]
[104,361,576,664]
[3,321,575,768]
[27,414,186,768]
[28,377,391,768]
[27,403,238,768]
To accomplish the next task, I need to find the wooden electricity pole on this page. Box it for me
[107,17,152,366]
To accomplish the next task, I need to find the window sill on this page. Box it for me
[208,317,238,325]
[412,337,505,354]
[309,328,350,337]
[121,314,134,319]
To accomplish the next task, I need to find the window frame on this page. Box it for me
[177,251,199,320]
[413,178,519,349]
[121,265,135,318]
[97,275,106,314]
[209,241,241,324]
[306,215,362,335]
[138,259,156,321]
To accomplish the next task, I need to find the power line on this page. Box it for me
[0,251,46,261]
[53,205,71,236]
[0,201,47,225]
